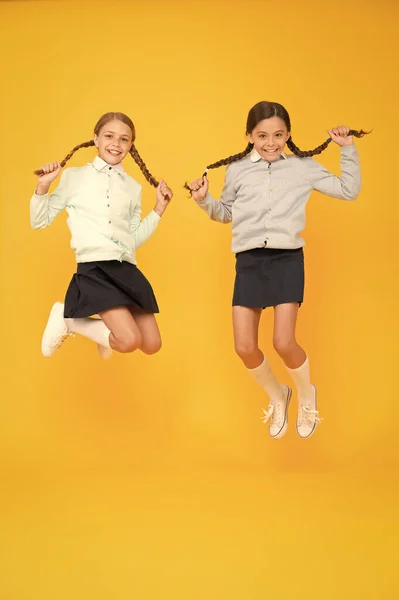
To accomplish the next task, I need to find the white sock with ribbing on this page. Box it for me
[248,354,284,403]
[65,318,111,348]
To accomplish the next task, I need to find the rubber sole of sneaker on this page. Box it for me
[271,386,292,439]
[41,302,66,358]
[97,344,113,360]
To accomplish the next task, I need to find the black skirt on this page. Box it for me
[233,248,304,309]
[64,261,159,318]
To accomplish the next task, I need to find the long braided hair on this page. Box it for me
[184,101,369,190]
[34,112,160,187]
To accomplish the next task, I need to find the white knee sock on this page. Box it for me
[248,355,283,404]
[286,357,314,404]
[65,318,111,348]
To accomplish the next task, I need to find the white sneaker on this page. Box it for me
[297,385,322,439]
[97,344,112,360]
[261,385,292,439]
[41,302,73,357]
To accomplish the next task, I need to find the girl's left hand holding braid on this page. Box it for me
[327,125,353,146]
[154,179,173,216]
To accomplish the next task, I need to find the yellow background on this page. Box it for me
[0,0,398,598]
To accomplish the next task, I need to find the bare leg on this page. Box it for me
[273,303,306,369]
[99,306,142,353]
[130,311,162,355]
[232,305,263,369]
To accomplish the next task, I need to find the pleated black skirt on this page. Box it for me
[64,260,159,318]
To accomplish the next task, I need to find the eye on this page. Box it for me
[276,133,282,137]
[259,135,265,139]
[105,134,112,138]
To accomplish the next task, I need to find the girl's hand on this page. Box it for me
[187,176,209,202]
[154,179,173,216]
[35,161,62,194]
[37,161,62,184]
[327,126,353,146]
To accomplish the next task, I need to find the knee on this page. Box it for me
[273,335,296,358]
[234,339,259,361]
[114,330,142,353]
[141,335,162,355]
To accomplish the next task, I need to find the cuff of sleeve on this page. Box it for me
[196,192,213,207]
[340,144,358,156]
[150,209,162,221]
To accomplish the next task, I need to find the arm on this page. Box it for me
[191,164,236,223]
[129,186,162,249]
[306,144,361,200]
[30,164,69,229]
[129,180,172,249]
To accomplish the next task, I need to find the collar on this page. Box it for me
[92,155,127,177]
[250,148,287,163]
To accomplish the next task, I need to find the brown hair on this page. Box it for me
[34,112,159,187]
[185,101,369,188]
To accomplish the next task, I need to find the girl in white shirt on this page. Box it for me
[186,101,368,439]
[31,111,172,360]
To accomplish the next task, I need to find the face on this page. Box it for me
[248,117,290,162]
[94,119,133,165]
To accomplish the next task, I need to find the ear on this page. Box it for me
[94,134,99,149]
[287,132,291,140]
[247,132,254,144]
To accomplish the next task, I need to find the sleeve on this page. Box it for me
[305,144,361,200]
[196,164,236,223]
[129,185,161,249]
[30,169,70,229]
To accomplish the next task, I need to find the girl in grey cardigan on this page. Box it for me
[186,101,368,440]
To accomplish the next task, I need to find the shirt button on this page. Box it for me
[107,204,110,207]
[109,220,111,224]
[264,239,268,246]
[109,167,112,171]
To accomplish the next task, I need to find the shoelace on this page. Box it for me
[297,404,322,426]
[261,402,281,425]
[51,330,74,349]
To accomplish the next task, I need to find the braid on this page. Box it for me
[60,140,95,166]
[184,142,253,193]
[33,140,95,175]
[348,129,369,138]
[287,128,370,158]
[129,144,158,188]
[203,142,253,175]
[287,137,330,158]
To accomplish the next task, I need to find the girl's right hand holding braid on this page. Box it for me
[187,176,209,202]
[36,161,62,195]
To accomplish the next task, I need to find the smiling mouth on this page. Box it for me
[107,149,122,156]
